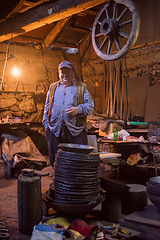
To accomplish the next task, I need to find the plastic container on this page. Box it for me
[113,127,118,141]
[14,117,21,123]
[147,121,158,143]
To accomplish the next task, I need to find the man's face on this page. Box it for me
[59,67,74,85]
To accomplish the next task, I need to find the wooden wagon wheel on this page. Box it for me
[92,0,140,61]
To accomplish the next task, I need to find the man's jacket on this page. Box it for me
[48,80,87,126]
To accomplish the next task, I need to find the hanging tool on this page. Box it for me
[15,79,25,94]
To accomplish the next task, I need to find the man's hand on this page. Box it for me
[66,107,78,117]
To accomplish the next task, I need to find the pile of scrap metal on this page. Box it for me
[103,223,143,240]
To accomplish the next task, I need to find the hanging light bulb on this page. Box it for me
[13,65,19,75]
[0,41,20,90]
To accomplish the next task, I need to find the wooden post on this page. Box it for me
[109,61,113,117]
[106,61,110,116]
[103,60,107,114]
[116,60,120,117]
[120,59,123,119]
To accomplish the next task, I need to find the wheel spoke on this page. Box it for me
[107,38,114,55]
[95,32,104,38]
[113,2,117,19]
[104,6,109,18]
[119,31,129,38]
[116,7,128,22]
[119,19,132,27]
[115,37,121,50]
[99,37,109,50]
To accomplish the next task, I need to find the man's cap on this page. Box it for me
[58,61,73,70]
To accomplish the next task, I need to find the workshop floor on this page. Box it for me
[0,166,54,240]
[0,166,113,240]
[1,165,157,240]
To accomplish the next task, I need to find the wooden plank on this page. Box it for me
[51,41,77,48]
[67,26,89,33]
[127,76,148,120]
[145,0,156,43]
[134,0,160,46]
[154,0,160,40]
[13,35,42,43]
[84,9,98,15]
[80,32,92,61]
[0,0,108,43]
[145,84,160,122]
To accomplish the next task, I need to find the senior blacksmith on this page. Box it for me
[43,61,94,166]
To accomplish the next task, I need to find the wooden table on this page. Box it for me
[98,139,159,177]
[0,121,43,130]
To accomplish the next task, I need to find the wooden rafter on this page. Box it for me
[6,0,25,17]
[17,0,51,13]
[0,0,51,20]
[42,16,71,48]
[0,0,107,43]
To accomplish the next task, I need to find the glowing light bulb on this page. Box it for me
[13,65,19,75]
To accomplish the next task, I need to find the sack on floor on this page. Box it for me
[31,223,65,240]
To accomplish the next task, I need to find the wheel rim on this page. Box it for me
[92,0,140,61]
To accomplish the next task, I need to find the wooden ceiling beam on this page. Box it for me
[0,0,107,43]
[42,16,71,48]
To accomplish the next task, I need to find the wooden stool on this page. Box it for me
[121,184,148,214]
